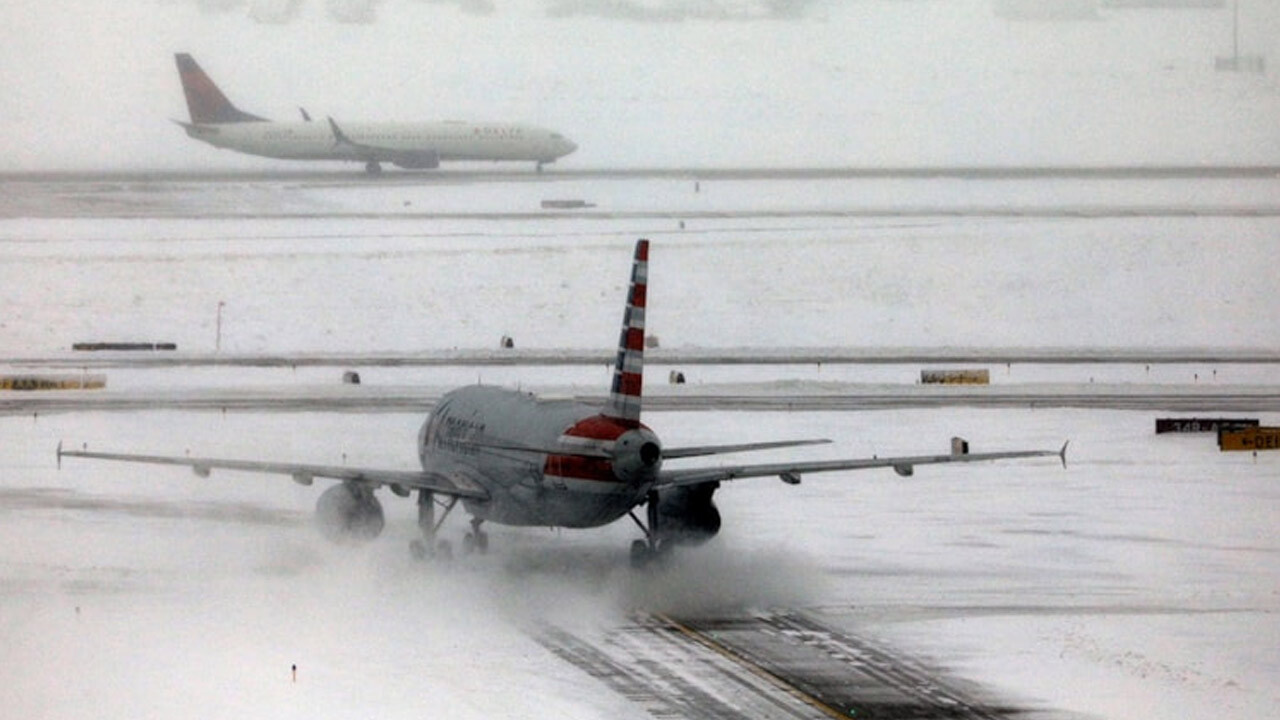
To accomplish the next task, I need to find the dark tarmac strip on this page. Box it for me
[7,348,1279,368]
[5,165,1279,183]
[3,388,1279,415]
[537,611,1024,719]
[0,487,303,527]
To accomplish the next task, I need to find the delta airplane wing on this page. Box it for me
[172,53,576,174]
[60,240,1065,566]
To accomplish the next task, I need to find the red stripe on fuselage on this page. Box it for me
[563,414,638,441]
[544,415,633,482]
[544,455,619,482]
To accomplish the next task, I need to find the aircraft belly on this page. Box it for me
[472,477,640,529]
[469,455,637,528]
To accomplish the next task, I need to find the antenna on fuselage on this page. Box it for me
[601,239,648,428]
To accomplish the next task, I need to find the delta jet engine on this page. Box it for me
[392,150,440,170]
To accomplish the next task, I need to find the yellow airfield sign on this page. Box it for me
[1219,426,1280,452]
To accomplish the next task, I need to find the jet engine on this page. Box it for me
[315,483,385,542]
[654,482,721,546]
[391,151,440,170]
[611,428,663,483]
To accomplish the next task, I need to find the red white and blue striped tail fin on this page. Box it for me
[603,239,649,428]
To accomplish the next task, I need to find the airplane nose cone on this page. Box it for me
[560,138,578,157]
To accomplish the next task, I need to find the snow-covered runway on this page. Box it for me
[1,171,1276,719]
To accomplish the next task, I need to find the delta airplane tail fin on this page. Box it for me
[602,239,649,428]
[175,53,266,124]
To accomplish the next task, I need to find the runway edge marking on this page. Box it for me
[653,612,851,720]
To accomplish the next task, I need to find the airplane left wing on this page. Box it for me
[656,441,1068,489]
[56,444,489,500]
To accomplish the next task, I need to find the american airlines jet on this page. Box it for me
[60,240,1066,567]
[172,53,577,174]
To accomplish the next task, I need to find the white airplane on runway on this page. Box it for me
[172,53,577,175]
[60,240,1066,566]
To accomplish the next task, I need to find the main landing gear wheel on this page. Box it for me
[409,538,454,562]
[630,539,650,568]
[628,490,671,569]
[463,517,489,555]
[365,160,383,176]
[629,538,670,569]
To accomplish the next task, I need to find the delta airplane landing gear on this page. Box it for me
[365,160,382,176]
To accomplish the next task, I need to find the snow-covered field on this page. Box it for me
[3,0,1278,713]
[3,174,1278,354]
[2,405,1277,719]
[1,172,1278,719]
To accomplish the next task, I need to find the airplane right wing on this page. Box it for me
[57,444,489,500]
[327,117,440,169]
[656,441,1068,489]
[662,438,832,459]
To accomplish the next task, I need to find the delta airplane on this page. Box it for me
[172,53,577,174]
[60,240,1066,566]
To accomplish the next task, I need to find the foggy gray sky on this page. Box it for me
[1,0,1278,170]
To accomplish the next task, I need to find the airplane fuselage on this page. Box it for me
[183,120,576,166]
[419,385,657,529]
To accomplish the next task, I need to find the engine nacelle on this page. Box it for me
[391,151,440,170]
[315,483,385,542]
[654,482,721,546]
[611,428,663,484]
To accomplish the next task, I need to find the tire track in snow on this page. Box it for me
[536,611,1026,719]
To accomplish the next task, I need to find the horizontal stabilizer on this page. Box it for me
[464,436,832,462]
[663,438,831,459]
[459,436,612,460]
